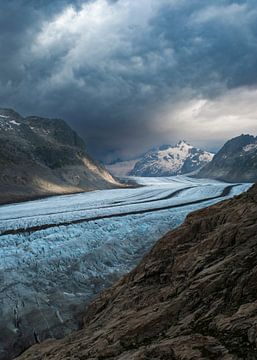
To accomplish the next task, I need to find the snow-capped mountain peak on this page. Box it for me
[130,141,214,177]
[176,139,191,146]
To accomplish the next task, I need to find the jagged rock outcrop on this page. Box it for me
[0,108,120,203]
[17,183,257,359]
[130,141,214,177]
[197,134,257,182]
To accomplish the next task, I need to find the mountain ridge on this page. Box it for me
[197,134,257,183]
[0,108,121,204]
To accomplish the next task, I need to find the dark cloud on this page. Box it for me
[1,0,257,160]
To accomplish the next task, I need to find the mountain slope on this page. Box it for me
[17,183,257,360]
[130,141,214,177]
[0,108,120,204]
[106,158,140,177]
[197,134,257,182]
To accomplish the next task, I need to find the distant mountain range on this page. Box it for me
[197,134,257,183]
[129,141,214,177]
[2,107,256,205]
[109,135,257,183]
[0,108,120,204]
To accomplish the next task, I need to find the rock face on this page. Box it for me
[130,141,214,177]
[17,183,257,359]
[197,134,257,182]
[0,108,120,203]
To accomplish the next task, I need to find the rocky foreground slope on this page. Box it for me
[130,141,213,177]
[17,183,257,359]
[0,108,120,204]
[197,134,257,183]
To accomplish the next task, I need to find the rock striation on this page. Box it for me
[17,183,257,359]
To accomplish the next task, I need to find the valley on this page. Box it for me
[2,2,257,358]
[0,176,251,359]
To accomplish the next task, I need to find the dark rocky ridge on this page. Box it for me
[0,108,120,204]
[17,183,257,359]
[197,134,257,183]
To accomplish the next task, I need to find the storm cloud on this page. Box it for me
[1,0,257,160]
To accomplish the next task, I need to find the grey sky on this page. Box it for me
[1,0,257,161]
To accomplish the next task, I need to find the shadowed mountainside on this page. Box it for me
[17,183,257,359]
[0,108,121,204]
[197,134,257,183]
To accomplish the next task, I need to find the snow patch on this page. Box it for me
[243,143,257,152]
[9,120,21,126]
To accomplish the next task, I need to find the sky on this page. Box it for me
[1,0,257,161]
